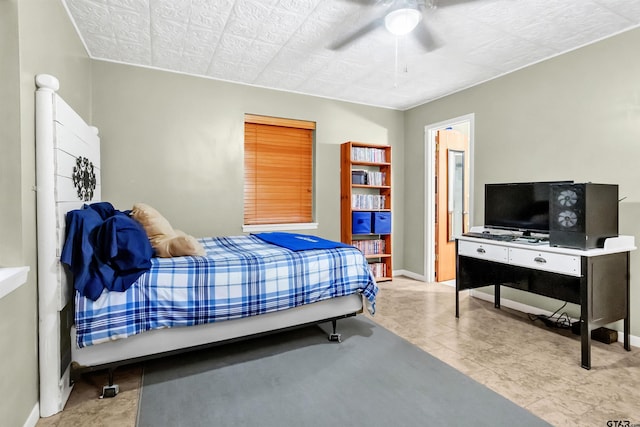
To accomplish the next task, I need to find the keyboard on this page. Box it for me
[462,232,515,241]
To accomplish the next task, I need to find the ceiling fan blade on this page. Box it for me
[414,3,442,51]
[427,0,479,9]
[413,17,441,51]
[339,0,382,4]
[329,17,385,50]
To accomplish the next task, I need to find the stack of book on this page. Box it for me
[351,239,385,255]
[351,147,387,163]
[366,171,386,186]
[369,262,387,278]
[352,194,386,210]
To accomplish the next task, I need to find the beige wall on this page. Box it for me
[404,28,640,333]
[91,61,405,263]
[0,0,21,266]
[4,3,639,424]
[0,0,92,425]
[0,2,30,426]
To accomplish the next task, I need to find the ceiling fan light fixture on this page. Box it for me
[384,8,422,36]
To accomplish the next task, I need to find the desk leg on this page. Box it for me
[580,320,591,370]
[624,316,630,351]
[580,270,591,370]
[625,252,631,351]
[494,284,500,309]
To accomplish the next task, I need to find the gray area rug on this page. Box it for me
[137,316,550,427]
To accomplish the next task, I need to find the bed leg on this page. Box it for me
[328,319,342,343]
[100,368,119,399]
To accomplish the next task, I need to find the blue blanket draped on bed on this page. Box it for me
[61,202,153,301]
[252,232,352,251]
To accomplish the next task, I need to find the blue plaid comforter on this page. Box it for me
[75,235,378,348]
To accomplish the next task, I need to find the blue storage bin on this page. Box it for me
[352,212,372,234]
[372,212,391,234]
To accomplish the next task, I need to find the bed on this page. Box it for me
[35,74,378,417]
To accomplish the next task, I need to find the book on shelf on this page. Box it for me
[366,171,386,186]
[352,194,386,210]
[351,147,387,163]
[369,262,387,278]
[351,239,386,255]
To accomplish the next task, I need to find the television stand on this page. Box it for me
[455,234,636,369]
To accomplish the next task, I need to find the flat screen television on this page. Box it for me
[484,181,573,236]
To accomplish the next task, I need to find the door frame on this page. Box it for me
[424,113,475,282]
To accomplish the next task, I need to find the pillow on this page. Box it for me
[154,231,205,258]
[130,202,174,245]
[130,203,205,258]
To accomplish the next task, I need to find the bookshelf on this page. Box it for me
[340,141,392,282]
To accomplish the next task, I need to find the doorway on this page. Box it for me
[424,114,474,283]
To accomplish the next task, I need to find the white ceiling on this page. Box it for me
[62,0,640,110]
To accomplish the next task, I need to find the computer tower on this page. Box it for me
[549,183,618,249]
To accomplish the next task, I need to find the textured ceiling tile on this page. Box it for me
[225,0,273,38]
[66,0,115,37]
[266,48,330,76]
[276,0,321,15]
[63,0,640,110]
[214,32,254,58]
[296,77,346,95]
[227,64,264,82]
[179,57,213,75]
[207,33,255,76]
[107,0,148,12]
[317,60,370,80]
[313,1,363,25]
[111,8,150,44]
[461,35,558,72]
[593,0,640,23]
[116,40,152,64]
[82,34,119,59]
[238,40,282,69]
[182,28,219,54]
[253,69,309,90]
[208,60,262,82]
[187,0,234,29]
[151,0,191,22]
[257,10,306,46]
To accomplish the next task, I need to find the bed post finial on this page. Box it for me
[35,74,60,92]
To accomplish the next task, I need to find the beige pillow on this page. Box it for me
[131,203,205,258]
[154,231,206,258]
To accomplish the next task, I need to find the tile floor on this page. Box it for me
[36,277,640,427]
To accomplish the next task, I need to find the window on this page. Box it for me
[243,114,316,229]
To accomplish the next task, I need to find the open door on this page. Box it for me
[434,129,469,282]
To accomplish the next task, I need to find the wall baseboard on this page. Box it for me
[392,269,426,282]
[23,403,39,427]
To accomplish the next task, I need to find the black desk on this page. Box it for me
[455,234,635,369]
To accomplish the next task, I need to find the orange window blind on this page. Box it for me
[244,115,315,225]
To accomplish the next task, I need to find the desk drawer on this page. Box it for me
[458,240,508,263]
[508,247,581,276]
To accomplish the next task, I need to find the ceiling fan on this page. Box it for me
[329,0,473,51]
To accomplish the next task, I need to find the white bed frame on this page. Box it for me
[35,74,364,417]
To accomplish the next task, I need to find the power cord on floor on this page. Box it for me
[528,302,572,329]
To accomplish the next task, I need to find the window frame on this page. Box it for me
[242,114,317,232]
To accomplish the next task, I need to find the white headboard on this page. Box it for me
[35,74,101,417]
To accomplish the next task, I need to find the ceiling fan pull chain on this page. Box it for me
[394,36,399,88]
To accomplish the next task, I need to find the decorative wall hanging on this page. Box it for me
[72,156,97,201]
